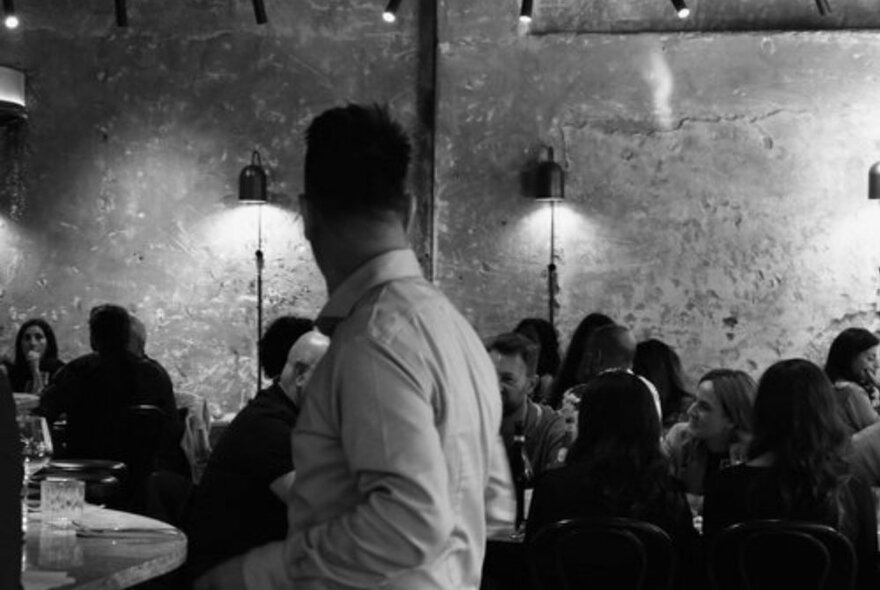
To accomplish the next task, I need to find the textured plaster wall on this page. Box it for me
[437,2,880,382]
[0,0,418,410]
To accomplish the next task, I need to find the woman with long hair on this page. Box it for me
[547,312,614,409]
[703,359,877,589]
[663,369,756,494]
[6,318,64,394]
[634,338,694,431]
[526,370,695,548]
[824,327,880,434]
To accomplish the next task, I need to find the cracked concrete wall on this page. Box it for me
[0,0,418,411]
[437,3,880,383]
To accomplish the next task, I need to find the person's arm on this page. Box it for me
[841,383,880,433]
[540,413,571,472]
[0,378,23,590]
[34,364,74,424]
[485,434,515,538]
[242,337,454,588]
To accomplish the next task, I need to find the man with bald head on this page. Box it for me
[185,320,328,583]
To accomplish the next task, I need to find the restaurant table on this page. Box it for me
[22,504,187,590]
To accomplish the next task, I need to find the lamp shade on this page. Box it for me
[870,161,880,200]
[0,65,26,124]
[536,147,564,202]
[239,151,268,203]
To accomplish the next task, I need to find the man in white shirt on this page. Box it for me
[195,103,513,590]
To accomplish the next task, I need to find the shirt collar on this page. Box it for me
[318,248,423,325]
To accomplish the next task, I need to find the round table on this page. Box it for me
[22,505,187,589]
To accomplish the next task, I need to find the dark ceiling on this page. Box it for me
[530,0,880,33]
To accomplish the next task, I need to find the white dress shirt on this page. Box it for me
[242,248,514,589]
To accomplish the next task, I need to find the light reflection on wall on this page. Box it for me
[511,202,600,324]
[192,203,304,262]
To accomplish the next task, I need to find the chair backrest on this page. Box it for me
[528,517,675,590]
[120,404,166,511]
[708,520,856,590]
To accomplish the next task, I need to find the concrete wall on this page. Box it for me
[437,2,880,383]
[2,0,880,407]
[0,0,418,410]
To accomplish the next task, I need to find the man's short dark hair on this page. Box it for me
[259,316,314,379]
[487,332,539,376]
[89,304,131,355]
[304,103,411,220]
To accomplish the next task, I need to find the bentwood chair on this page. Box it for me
[708,520,856,590]
[121,404,166,512]
[527,517,675,590]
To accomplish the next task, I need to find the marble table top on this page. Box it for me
[22,505,187,590]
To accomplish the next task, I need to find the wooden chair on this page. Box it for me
[120,404,166,513]
[527,517,675,590]
[707,520,856,590]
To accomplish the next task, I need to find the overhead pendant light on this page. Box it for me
[869,161,880,200]
[115,0,128,27]
[383,0,402,23]
[252,0,267,24]
[670,0,690,19]
[519,0,534,24]
[815,0,832,15]
[3,0,19,29]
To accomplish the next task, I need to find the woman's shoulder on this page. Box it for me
[833,379,867,396]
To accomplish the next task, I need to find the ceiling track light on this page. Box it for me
[383,0,402,23]
[251,0,267,24]
[519,0,534,24]
[3,0,18,29]
[815,0,832,15]
[114,0,128,27]
[670,0,690,19]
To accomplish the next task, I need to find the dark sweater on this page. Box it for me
[0,372,23,590]
[703,464,878,590]
[184,383,299,579]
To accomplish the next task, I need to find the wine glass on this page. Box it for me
[19,416,54,518]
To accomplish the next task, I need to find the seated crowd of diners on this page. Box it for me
[2,306,880,589]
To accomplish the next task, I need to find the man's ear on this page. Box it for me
[526,374,540,395]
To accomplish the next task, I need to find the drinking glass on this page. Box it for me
[19,415,54,527]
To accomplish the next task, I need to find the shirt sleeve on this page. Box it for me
[245,335,454,588]
[485,434,516,538]
[842,385,880,433]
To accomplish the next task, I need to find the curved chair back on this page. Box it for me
[121,404,165,512]
[528,517,675,590]
[708,520,856,590]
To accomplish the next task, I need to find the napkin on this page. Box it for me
[21,570,76,590]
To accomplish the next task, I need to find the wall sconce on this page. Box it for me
[869,161,880,200]
[535,146,564,327]
[519,0,534,24]
[3,0,18,29]
[670,0,690,19]
[383,0,402,23]
[0,66,26,125]
[239,151,268,396]
[239,150,268,204]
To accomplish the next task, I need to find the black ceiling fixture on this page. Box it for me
[252,0,267,24]
[114,0,128,27]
